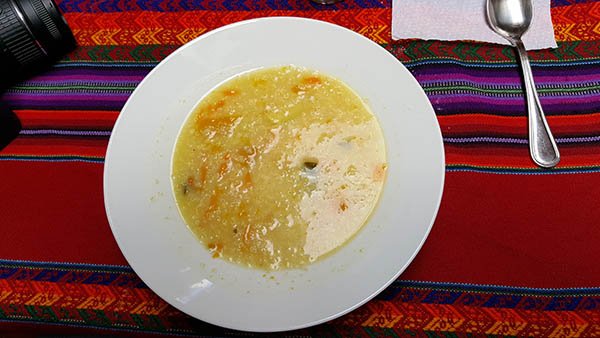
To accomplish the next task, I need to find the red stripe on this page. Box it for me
[2,162,599,287]
[14,110,119,129]
[401,171,600,288]
[438,113,600,138]
[0,161,126,265]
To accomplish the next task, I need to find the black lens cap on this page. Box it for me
[14,0,76,59]
[0,0,75,88]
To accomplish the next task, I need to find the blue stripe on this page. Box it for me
[482,295,522,308]
[421,290,463,304]
[58,0,388,12]
[31,269,70,282]
[520,297,552,310]
[544,296,584,310]
[551,0,600,6]
[55,0,596,13]
[0,318,197,336]
[0,267,19,279]
[394,280,600,296]
[0,259,131,273]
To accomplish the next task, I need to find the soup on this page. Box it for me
[172,66,386,270]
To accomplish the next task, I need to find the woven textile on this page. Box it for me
[1,0,600,336]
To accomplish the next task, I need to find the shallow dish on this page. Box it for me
[104,17,444,332]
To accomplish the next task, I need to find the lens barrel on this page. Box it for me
[0,0,75,85]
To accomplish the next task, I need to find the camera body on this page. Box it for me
[0,0,75,86]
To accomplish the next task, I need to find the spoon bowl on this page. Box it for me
[487,0,532,40]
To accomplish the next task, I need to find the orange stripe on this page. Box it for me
[551,2,600,42]
[0,280,168,314]
[421,303,465,331]
[546,311,589,337]
[355,300,592,335]
[63,9,391,45]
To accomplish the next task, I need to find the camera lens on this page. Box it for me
[0,0,76,86]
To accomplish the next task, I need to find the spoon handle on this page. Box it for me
[514,40,560,168]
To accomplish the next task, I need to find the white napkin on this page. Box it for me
[392,0,557,50]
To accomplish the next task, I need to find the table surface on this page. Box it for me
[2,0,600,336]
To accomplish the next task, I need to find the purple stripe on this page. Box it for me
[6,101,125,110]
[430,99,600,115]
[4,93,600,115]
[559,136,600,143]
[2,93,129,101]
[20,130,112,137]
[13,65,150,87]
[30,67,151,79]
[409,64,600,79]
[24,73,600,88]
[416,73,600,86]
[1,92,128,110]
[25,75,144,83]
[428,94,600,105]
[444,136,600,144]
[433,103,598,115]
[445,137,528,144]
[23,62,599,87]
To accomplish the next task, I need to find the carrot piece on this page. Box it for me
[243,171,253,188]
[213,100,225,110]
[207,243,224,258]
[302,76,322,85]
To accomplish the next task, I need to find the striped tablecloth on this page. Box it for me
[1,0,600,336]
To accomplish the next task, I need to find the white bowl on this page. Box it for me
[104,17,445,332]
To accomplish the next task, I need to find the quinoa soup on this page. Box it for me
[171,66,387,270]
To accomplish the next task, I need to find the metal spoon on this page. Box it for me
[486,0,560,168]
